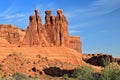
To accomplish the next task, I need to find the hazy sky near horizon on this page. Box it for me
[0,0,120,57]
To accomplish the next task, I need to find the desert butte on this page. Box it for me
[0,9,84,77]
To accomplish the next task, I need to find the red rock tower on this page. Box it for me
[21,10,49,47]
[55,9,69,47]
[20,9,82,53]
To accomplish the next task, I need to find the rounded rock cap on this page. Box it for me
[34,9,39,14]
[45,10,52,14]
[35,9,39,12]
[57,9,62,14]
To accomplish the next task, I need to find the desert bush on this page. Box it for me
[102,57,110,67]
[12,72,28,80]
[101,63,120,80]
[1,77,14,80]
[71,65,98,80]
[62,74,70,80]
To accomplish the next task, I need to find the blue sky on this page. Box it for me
[0,0,120,57]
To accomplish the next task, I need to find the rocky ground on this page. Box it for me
[0,47,83,77]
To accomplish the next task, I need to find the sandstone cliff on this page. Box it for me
[0,9,82,53]
[0,24,25,47]
[20,9,81,52]
[69,36,82,53]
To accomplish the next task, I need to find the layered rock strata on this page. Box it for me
[20,9,81,52]
[0,24,24,47]
[0,9,82,52]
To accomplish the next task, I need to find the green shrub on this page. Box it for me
[62,74,69,80]
[102,57,110,67]
[72,65,97,80]
[1,77,14,80]
[101,63,120,80]
[12,72,28,80]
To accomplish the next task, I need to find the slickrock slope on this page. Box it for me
[0,47,81,77]
[0,38,10,47]
[0,47,82,65]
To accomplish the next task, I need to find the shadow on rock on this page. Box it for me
[43,67,74,77]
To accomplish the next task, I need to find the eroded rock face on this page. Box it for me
[117,58,120,64]
[21,10,49,47]
[83,54,120,67]
[0,24,21,46]
[45,10,55,46]
[21,9,69,47]
[69,36,82,53]
[0,9,82,52]
[114,58,120,64]
[55,9,69,47]
[21,9,79,51]
[82,54,114,67]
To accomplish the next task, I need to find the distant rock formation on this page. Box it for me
[114,58,120,64]
[82,53,120,67]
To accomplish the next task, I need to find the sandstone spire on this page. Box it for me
[20,9,81,52]
[45,10,56,46]
[21,10,49,47]
[55,9,69,47]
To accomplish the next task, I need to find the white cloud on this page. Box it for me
[69,30,81,35]
[0,7,13,17]
[99,30,109,33]
[65,0,120,19]
[0,2,59,27]
[4,14,26,19]
[0,2,58,27]
[69,24,82,29]
[0,6,26,20]
[0,6,13,17]
[84,0,120,17]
